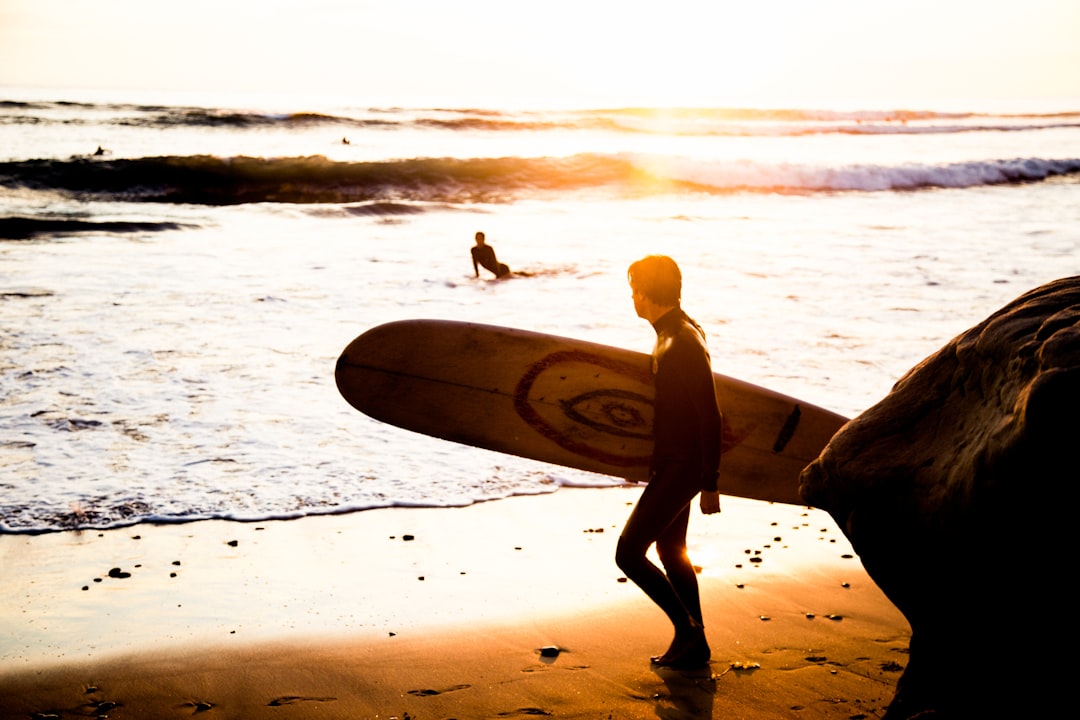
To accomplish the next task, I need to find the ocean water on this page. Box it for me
[2,90,1078,534]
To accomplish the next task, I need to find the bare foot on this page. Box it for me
[650,625,710,669]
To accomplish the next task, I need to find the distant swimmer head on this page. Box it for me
[475,231,486,245]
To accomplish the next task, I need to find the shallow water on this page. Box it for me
[2,93,1078,533]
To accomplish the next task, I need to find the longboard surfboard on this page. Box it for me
[336,320,848,506]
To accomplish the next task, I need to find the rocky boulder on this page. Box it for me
[800,276,1078,717]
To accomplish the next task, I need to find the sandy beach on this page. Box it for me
[0,487,909,719]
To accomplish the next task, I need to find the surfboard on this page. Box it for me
[335,320,848,506]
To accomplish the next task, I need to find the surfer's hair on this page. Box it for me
[628,255,681,307]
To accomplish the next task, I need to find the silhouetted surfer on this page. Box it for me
[618,254,723,670]
[471,231,510,279]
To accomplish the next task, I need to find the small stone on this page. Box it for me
[402,534,415,541]
[539,645,560,658]
[108,567,131,579]
[227,540,239,547]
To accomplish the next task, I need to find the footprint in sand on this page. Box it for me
[179,700,215,714]
[267,696,337,706]
[407,684,470,696]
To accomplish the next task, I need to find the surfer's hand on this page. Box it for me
[700,490,721,515]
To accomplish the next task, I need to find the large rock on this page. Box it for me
[800,276,1078,718]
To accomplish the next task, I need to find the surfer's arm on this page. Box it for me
[685,347,723,492]
[698,383,722,514]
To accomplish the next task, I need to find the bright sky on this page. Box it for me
[1,0,1078,108]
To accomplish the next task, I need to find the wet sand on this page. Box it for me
[0,487,909,719]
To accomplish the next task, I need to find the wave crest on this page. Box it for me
[2,153,1077,206]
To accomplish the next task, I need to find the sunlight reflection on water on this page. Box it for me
[2,181,1076,532]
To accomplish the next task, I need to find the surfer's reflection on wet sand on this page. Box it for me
[653,666,716,719]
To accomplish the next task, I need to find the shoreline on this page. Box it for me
[1,487,910,718]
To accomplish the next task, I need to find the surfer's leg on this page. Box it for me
[652,500,709,667]
[615,481,692,627]
[616,477,708,666]
[656,505,703,626]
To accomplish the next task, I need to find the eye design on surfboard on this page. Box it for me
[513,350,654,468]
[559,389,653,440]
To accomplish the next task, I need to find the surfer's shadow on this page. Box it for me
[651,666,716,720]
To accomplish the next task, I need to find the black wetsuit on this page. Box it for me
[471,244,509,278]
[648,307,723,491]
[616,307,723,628]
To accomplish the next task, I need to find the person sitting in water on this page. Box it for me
[471,231,511,279]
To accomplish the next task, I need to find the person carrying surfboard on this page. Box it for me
[618,254,723,670]
[471,231,511,279]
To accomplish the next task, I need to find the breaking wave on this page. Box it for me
[2,153,1078,206]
